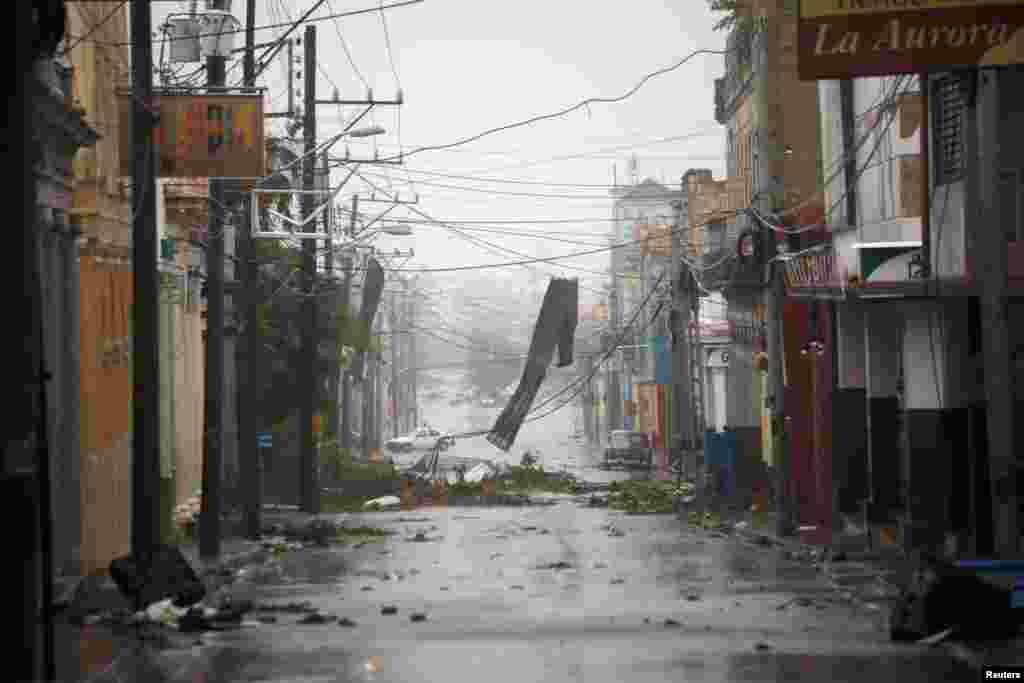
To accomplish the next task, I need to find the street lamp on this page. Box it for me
[348,125,386,138]
[377,223,412,236]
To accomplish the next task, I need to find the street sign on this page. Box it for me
[257,432,273,448]
[118,92,265,179]
[798,0,1024,80]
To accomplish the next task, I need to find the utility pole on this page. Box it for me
[671,191,695,493]
[201,0,230,561]
[340,195,357,454]
[410,283,419,428]
[299,24,318,514]
[391,294,400,439]
[764,221,795,538]
[239,0,261,540]
[131,0,161,559]
[608,285,621,434]
[581,354,595,445]
[968,68,1016,557]
[326,152,342,444]
[364,342,375,461]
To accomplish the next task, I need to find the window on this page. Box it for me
[932,74,965,185]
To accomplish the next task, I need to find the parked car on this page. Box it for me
[385,426,455,454]
[602,430,653,470]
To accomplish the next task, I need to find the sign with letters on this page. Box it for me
[119,93,264,179]
[798,0,1024,79]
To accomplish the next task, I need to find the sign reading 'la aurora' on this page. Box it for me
[798,0,1024,79]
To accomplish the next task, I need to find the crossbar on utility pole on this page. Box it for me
[131,0,161,561]
[300,25,319,514]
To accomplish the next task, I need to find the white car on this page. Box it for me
[385,427,454,455]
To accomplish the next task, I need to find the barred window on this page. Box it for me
[931,74,965,185]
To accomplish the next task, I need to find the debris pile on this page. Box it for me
[889,555,1021,644]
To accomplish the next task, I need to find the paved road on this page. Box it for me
[124,503,975,683]
[68,371,974,682]
[414,370,653,486]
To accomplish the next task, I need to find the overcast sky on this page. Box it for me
[152,0,728,316]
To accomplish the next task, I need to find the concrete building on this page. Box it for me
[64,1,132,575]
[793,66,1024,556]
[695,0,824,523]
[609,179,682,455]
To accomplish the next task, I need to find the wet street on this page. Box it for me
[70,374,976,682]
[114,503,973,683]
[412,369,648,484]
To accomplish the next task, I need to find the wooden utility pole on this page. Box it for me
[671,191,695,493]
[391,295,400,439]
[968,68,1016,557]
[200,0,230,560]
[299,24,318,514]
[240,0,261,540]
[130,0,161,560]
[766,239,796,538]
[341,196,357,453]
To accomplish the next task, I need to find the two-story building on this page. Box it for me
[609,179,682,456]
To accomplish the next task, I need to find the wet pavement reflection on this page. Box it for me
[64,374,977,682]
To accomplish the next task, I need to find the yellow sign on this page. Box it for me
[312,415,323,435]
[800,0,1021,19]
[798,0,1024,78]
[118,93,265,179]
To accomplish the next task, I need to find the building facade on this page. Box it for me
[609,179,682,456]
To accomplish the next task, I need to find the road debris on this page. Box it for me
[381,606,399,615]
[610,578,625,585]
[361,586,374,591]
[491,552,504,560]
[537,561,573,570]
[664,619,681,627]
[593,562,608,569]
[364,496,401,510]
[298,613,336,625]
[509,585,525,591]
[253,601,315,613]
[889,555,1020,642]
[755,642,774,651]
[410,613,428,622]
[338,617,358,627]
[411,532,429,542]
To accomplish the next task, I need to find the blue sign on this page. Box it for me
[654,335,673,385]
[954,560,1024,609]
[257,432,272,448]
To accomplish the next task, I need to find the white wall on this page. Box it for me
[821,75,926,282]
[901,304,947,411]
[865,305,901,399]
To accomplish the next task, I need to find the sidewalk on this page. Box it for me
[725,510,1024,669]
